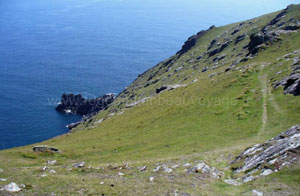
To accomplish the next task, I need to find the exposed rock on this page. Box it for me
[183,163,192,167]
[284,24,300,31]
[139,166,147,172]
[235,34,246,44]
[0,168,2,173]
[208,39,217,50]
[274,73,300,96]
[224,179,242,186]
[33,145,59,153]
[1,182,21,192]
[125,97,151,108]
[118,172,125,176]
[149,177,154,182]
[177,25,215,57]
[202,67,208,72]
[47,160,57,165]
[162,165,173,173]
[242,175,255,183]
[208,41,230,57]
[156,84,187,94]
[260,169,273,176]
[231,28,240,35]
[231,124,300,174]
[252,190,264,196]
[56,93,115,116]
[42,166,48,171]
[248,32,273,54]
[66,121,81,130]
[72,161,85,168]
[49,170,56,174]
[0,179,7,182]
[153,166,161,172]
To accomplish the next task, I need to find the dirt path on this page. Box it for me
[259,68,268,138]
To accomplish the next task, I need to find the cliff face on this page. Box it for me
[1,4,300,196]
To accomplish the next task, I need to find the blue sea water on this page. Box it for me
[0,0,296,150]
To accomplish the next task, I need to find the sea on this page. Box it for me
[0,0,295,150]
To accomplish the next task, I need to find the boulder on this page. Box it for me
[208,41,230,57]
[235,34,246,44]
[252,190,264,196]
[72,161,85,168]
[1,182,21,192]
[33,145,59,153]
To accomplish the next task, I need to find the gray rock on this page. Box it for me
[252,190,264,196]
[47,160,57,165]
[260,169,273,176]
[153,166,161,172]
[139,166,147,172]
[0,178,7,182]
[243,175,255,183]
[1,182,21,192]
[156,84,187,94]
[162,165,173,173]
[232,124,300,173]
[33,145,59,153]
[224,179,242,186]
[72,161,85,168]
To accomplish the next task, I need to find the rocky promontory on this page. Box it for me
[55,93,115,116]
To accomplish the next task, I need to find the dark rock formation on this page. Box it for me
[232,124,300,174]
[274,73,300,96]
[208,41,230,57]
[56,93,115,116]
[208,39,217,50]
[156,84,187,94]
[177,25,215,57]
[33,145,59,153]
[235,34,246,44]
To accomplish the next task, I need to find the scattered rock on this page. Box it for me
[33,145,59,153]
[100,181,104,185]
[42,166,48,171]
[0,168,3,173]
[72,161,85,168]
[202,67,208,72]
[171,165,179,169]
[1,182,22,192]
[224,179,242,186]
[47,160,57,165]
[40,174,48,177]
[208,41,230,57]
[0,179,7,182]
[252,190,264,196]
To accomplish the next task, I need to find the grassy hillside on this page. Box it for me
[0,4,300,196]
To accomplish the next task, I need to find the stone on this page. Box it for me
[156,84,187,94]
[171,165,179,169]
[153,166,161,172]
[42,166,48,171]
[118,172,125,176]
[243,175,255,183]
[252,190,264,196]
[183,163,192,167]
[33,145,59,153]
[149,177,154,182]
[49,170,56,174]
[235,34,246,44]
[162,165,173,173]
[139,166,147,172]
[47,160,57,165]
[100,181,104,185]
[40,174,48,177]
[72,161,85,168]
[0,178,7,182]
[0,168,3,173]
[224,179,242,186]
[1,182,21,192]
[260,169,273,176]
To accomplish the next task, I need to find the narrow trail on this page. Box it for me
[259,67,268,138]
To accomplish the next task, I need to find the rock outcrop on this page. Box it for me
[33,145,59,153]
[56,93,115,116]
[231,124,300,175]
[176,25,215,57]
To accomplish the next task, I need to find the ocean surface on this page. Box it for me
[0,0,296,150]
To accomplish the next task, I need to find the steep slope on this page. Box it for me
[0,4,300,196]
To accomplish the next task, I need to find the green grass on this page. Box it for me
[1,4,300,196]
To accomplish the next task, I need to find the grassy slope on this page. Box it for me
[0,4,300,196]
